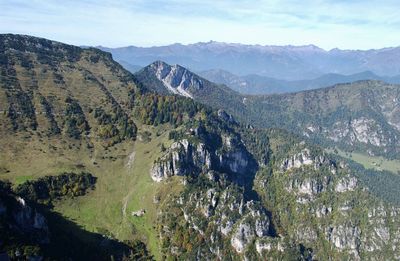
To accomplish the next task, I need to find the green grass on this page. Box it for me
[0,123,181,260]
[123,124,182,260]
[51,125,170,260]
[328,148,400,174]
[14,175,34,186]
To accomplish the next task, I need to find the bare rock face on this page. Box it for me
[281,147,341,203]
[175,180,272,255]
[150,135,254,183]
[0,194,50,245]
[255,238,286,255]
[326,224,361,260]
[321,115,400,158]
[280,148,334,172]
[150,61,203,98]
[281,148,314,171]
[230,201,271,253]
[231,221,254,253]
[287,177,331,198]
[217,150,249,175]
[259,144,400,260]
[217,109,236,124]
[150,139,212,182]
[335,175,357,192]
[149,160,171,182]
[13,197,49,244]
[350,118,387,147]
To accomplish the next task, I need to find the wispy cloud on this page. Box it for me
[0,0,400,49]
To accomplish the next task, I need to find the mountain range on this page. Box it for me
[1,34,400,260]
[100,41,400,81]
[199,69,400,94]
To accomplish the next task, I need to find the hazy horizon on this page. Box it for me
[2,32,400,52]
[98,40,400,52]
[1,0,400,50]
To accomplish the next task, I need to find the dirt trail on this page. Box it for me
[122,150,136,217]
[126,151,136,170]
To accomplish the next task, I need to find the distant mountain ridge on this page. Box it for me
[100,41,400,81]
[199,69,400,94]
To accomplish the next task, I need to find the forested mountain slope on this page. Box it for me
[247,80,400,159]
[136,61,400,159]
[1,34,400,260]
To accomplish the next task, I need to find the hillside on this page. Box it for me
[247,81,400,159]
[1,34,400,260]
[136,62,400,160]
[0,33,159,259]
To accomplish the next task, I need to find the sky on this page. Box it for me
[1,0,400,50]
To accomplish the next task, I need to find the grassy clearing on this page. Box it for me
[328,148,400,174]
[14,175,34,185]
[123,124,182,260]
[0,123,181,260]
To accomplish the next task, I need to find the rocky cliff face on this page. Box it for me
[251,80,400,159]
[257,143,400,260]
[9,197,49,244]
[0,182,50,259]
[305,116,399,156]
[150,128,256,185]
[150,139,212,182]
[148,61,204,98]
[152,123,400,260]
[157,167,279,260]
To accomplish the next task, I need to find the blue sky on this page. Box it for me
[1,0,400,49]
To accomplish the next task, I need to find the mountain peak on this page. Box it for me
[144,61,205,98]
